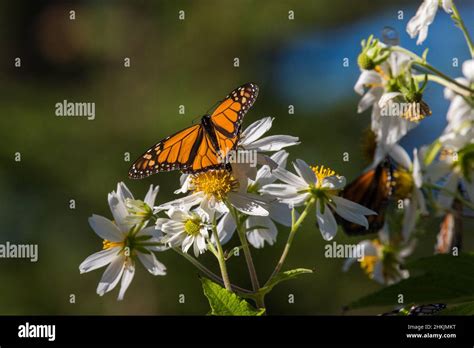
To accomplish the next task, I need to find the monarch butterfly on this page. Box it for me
[408,303,446,316]
[380,303,446,316]
[128,83,259,179]
[338,159,393,235]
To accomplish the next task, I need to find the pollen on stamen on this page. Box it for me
[102,240,124,250]
[359,239,381,277]
[310,165,338,187]
[191,169,238,201]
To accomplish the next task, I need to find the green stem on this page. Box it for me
[424,182,474,210]
[412,63,473,95]
[264,197,316,286]
[172,247,251,294]
[230,206,265,309]
[451,2,474,58]
[414,73,473,98]
[392,46,474,95]
[210,225,233,292]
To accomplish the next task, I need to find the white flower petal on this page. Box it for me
[245,135,300,151]
[108,192,132,233]
[228,192,269,216]
[272,167,308,188]
[259,183,299,199]
[402,198,417,241]
[412,148,423,188]
[117,263,135,301]
[442,0,453,13]
[88,214,124,242]
[96,255,125,296]
[156,192,204,212]
[388,143,412,169]
[358,88,382,113]
[117,182,134,201]
[354,70,380,95]
[137,252,167,275]
[268,202,294,226]
[462,59,474,82]
[332,196,377,216]
[182,235,194,253]
[406,0,438,45]
[239,117,273,146]
[245,216,277,248]
[321,175,346,190]
[196,234,207,254]
[331,197,373,230]
[316,203,338,241]
[293,159,317,185]
[378,92,403,108]
[144,185,159,207]
[216,212,237,245]
[79,247,121,273]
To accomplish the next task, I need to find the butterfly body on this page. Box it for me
[129,83,259,179]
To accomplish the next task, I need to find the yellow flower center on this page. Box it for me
[393,168,414,200]
[102,240,124,250]
[310,165,337,188]
[191,170,238,201]
[184,218,201,236]
[359,240,381,277]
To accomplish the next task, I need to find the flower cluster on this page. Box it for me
[80,115,379,302]
[345,0,474,284]
[79,0,474,312]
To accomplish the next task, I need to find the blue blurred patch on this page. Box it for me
[272,2,474,152]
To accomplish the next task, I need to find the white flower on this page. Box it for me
[343,225,414,285]
[233,117,300,180]
[426,148,474,210]
[261,159,376,241]
[80,183,166,300]
[355,51,417,152]
[79,197,166,300]
[216,150,293,248]
[441,59,474,147]
[157,207,210,257]
[110,182,159,227]
[389,144,428,240]
[157,168,269,218]
[407,0,453,45]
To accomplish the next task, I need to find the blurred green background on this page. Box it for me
[0,0,473,315]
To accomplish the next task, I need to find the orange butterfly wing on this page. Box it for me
[339,160,393,235]
[129,124,204,178]
[128,83,259,178]
[209,83,259,159]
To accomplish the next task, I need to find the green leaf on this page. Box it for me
[440,301,474,315]
[349,253,474,309]
[200,277,264,316]
[259,268,314,296]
